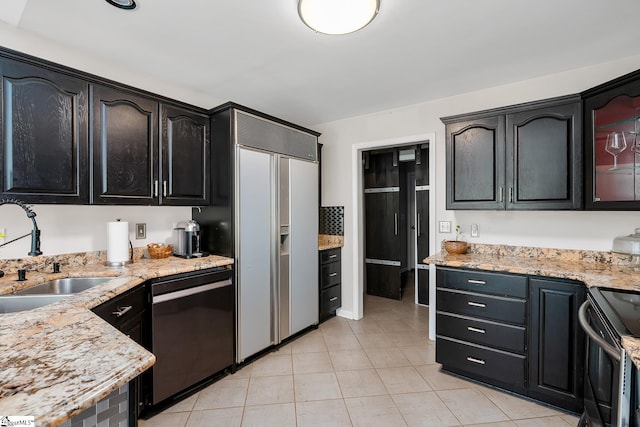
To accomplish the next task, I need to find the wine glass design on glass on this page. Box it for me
[605,131,627,170]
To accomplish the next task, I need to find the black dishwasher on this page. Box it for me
[149,266,234,405]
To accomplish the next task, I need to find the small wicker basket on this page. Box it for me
[444,240,468,255]
[147,244,173,259]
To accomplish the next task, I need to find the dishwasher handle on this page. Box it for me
[578,300,621,362]
[153,279,232,304]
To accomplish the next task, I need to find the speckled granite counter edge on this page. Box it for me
[0,254,234,427]
[425,243,640,371]
[318,234,344,251]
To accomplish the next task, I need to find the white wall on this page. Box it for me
[0,22,214,260]
[0,205,190,259]
[315,54,640,319]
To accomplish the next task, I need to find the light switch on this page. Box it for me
[471,223,479,237]
[439,221,451,233]
[136,223,146,239]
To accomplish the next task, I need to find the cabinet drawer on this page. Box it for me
[320,284,341,318]
[436,336,525,390]
[436,312,526,353]
[438,267,527,298]
[93,284,147,328]
[321,261,341,289]
[320,248,341,264]
[437,288,526,325]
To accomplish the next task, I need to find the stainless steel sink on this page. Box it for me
[14,277,112,295]
[0,294,70,313]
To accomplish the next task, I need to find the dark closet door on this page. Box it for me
[416,188,429,305]
[365,191,400,260]
[91,85,158,205]
[365,190,402,300]
[0,58,88,203]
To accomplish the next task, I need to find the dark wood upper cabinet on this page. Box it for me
[91,85,158,205]
[583,69,640,210]
[506,102,582,210]
[445,116,505,209]
[0,58,89,203]
[160,104,210,206]
[443,95,582,210]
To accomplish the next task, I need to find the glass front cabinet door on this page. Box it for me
[584,69,640,209]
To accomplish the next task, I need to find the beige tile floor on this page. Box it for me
[140,287,581,427]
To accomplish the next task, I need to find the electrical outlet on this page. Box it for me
[439,221,451,233]
[135,223,146,239]
[471,223,479,237]
[0,228,5,244]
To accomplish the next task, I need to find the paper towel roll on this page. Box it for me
[107,220,130,265]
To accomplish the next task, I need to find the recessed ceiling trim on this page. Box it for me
[105,0,137,10]
[298,0,379,35]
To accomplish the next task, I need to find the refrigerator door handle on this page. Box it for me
[417,213,421,237]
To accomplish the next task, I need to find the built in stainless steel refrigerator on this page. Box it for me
[233,111,319,363]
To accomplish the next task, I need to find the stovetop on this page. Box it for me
[596,288,640,338]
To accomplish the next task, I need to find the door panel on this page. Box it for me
[366,263,401,300]
[365,191,400,261]
[237,148,273,362]
[289,158,319,335]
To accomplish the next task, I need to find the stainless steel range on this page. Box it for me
[579,287,640,427]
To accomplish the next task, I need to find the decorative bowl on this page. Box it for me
[444,240,468,255]
[147,244,173,259]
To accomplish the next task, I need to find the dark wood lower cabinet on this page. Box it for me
[528,277,585,413]
[93,284,150,425]
[319,247,341,321]
[436,267,586,413]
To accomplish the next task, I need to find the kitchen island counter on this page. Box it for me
[425,244,640,370]
[0,254,233,426]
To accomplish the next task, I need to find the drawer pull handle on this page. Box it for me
[329,273,338,277]
[467,301,486,308]
[467,326,486,334]
[329,297,338,302]
[466,356,486,365]
[468,279,486,285]
[329,255,337,259]
[112,306,133,317]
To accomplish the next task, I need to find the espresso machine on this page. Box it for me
[173,220,204,258]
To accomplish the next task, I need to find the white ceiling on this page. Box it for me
[4,0,640,126]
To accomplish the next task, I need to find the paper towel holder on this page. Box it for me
[105,219,134,267]
[105,241,133,267]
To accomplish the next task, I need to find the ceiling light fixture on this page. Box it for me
[105,0,136,10]
[298,0,379,35]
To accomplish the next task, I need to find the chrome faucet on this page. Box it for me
[0,198,42,270]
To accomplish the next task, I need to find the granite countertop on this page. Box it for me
[425,244,640,370]
[0,254,234,427]
[318,234,344,251]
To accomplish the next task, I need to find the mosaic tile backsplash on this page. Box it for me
[319,206,344,236]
